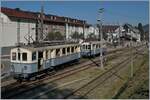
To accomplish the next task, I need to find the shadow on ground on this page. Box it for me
[2,76,88,99]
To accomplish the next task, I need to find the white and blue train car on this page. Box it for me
[10,43,81,80]
[81,41,107,57]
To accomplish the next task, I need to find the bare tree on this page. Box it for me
[46,31,65,40]
[71,31,83,40]
[86,33,97,41]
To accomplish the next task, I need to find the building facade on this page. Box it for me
[0,7,90,47]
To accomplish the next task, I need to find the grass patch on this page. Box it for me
[113,53,149,99]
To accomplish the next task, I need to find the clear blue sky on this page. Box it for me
[1,1,149,26]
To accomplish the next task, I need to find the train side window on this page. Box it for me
[56,49,60,57]
[22,53,27,61]
[18,53,20,60]
[62,48,66,55]
[32,52,36,61]
[75,46,78,52]
[71,47,74,53]
[67,47,70,53]
[99,44,101,48]
[93,44,95,49]
[12,52,16,60]
[45,50,48,59]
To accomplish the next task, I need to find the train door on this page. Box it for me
[38,51,43,71]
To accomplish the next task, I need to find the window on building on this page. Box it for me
[65,18,67,22]
[32,52,36,61]
[62,48,66,55]
[18,53,20,60]
[50,16,53,20]
[22,53,27,61]
[12,52,16,60]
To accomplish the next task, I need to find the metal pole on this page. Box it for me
[118,22,121,46]
[41,3,44,41]
[130,32,133,77]
[83,21,85,41]
[98,8,104,69]
[28,21,30,44]
[100,21,103,69]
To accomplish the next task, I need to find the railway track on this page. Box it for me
[1,45,144,99]
[31,46,146,99]
[1,47,122,88]
[62,48,145,99]
[63,55,138,98]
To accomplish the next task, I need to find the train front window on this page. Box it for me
[18,53,20,60]
[12,52,16,60]
[56,49,60,57]
[32,52,36,61]
[88,45,91,49]
[86,45,88,49]
[83,45,85,49]
[22,53,27,61]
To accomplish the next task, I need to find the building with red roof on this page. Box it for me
[0,7,90,47]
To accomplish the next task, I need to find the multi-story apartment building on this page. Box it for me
[0,7,90,47]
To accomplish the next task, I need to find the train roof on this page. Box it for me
[82,40,106,44]
[13,41,80,51]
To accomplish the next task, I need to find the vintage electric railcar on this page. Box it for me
[10,43,80,80]
[81,41,107,57]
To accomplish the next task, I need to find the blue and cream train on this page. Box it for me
[81,41,107,57]
[10,41,107,80]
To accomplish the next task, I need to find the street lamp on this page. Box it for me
[97,8,104,69]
